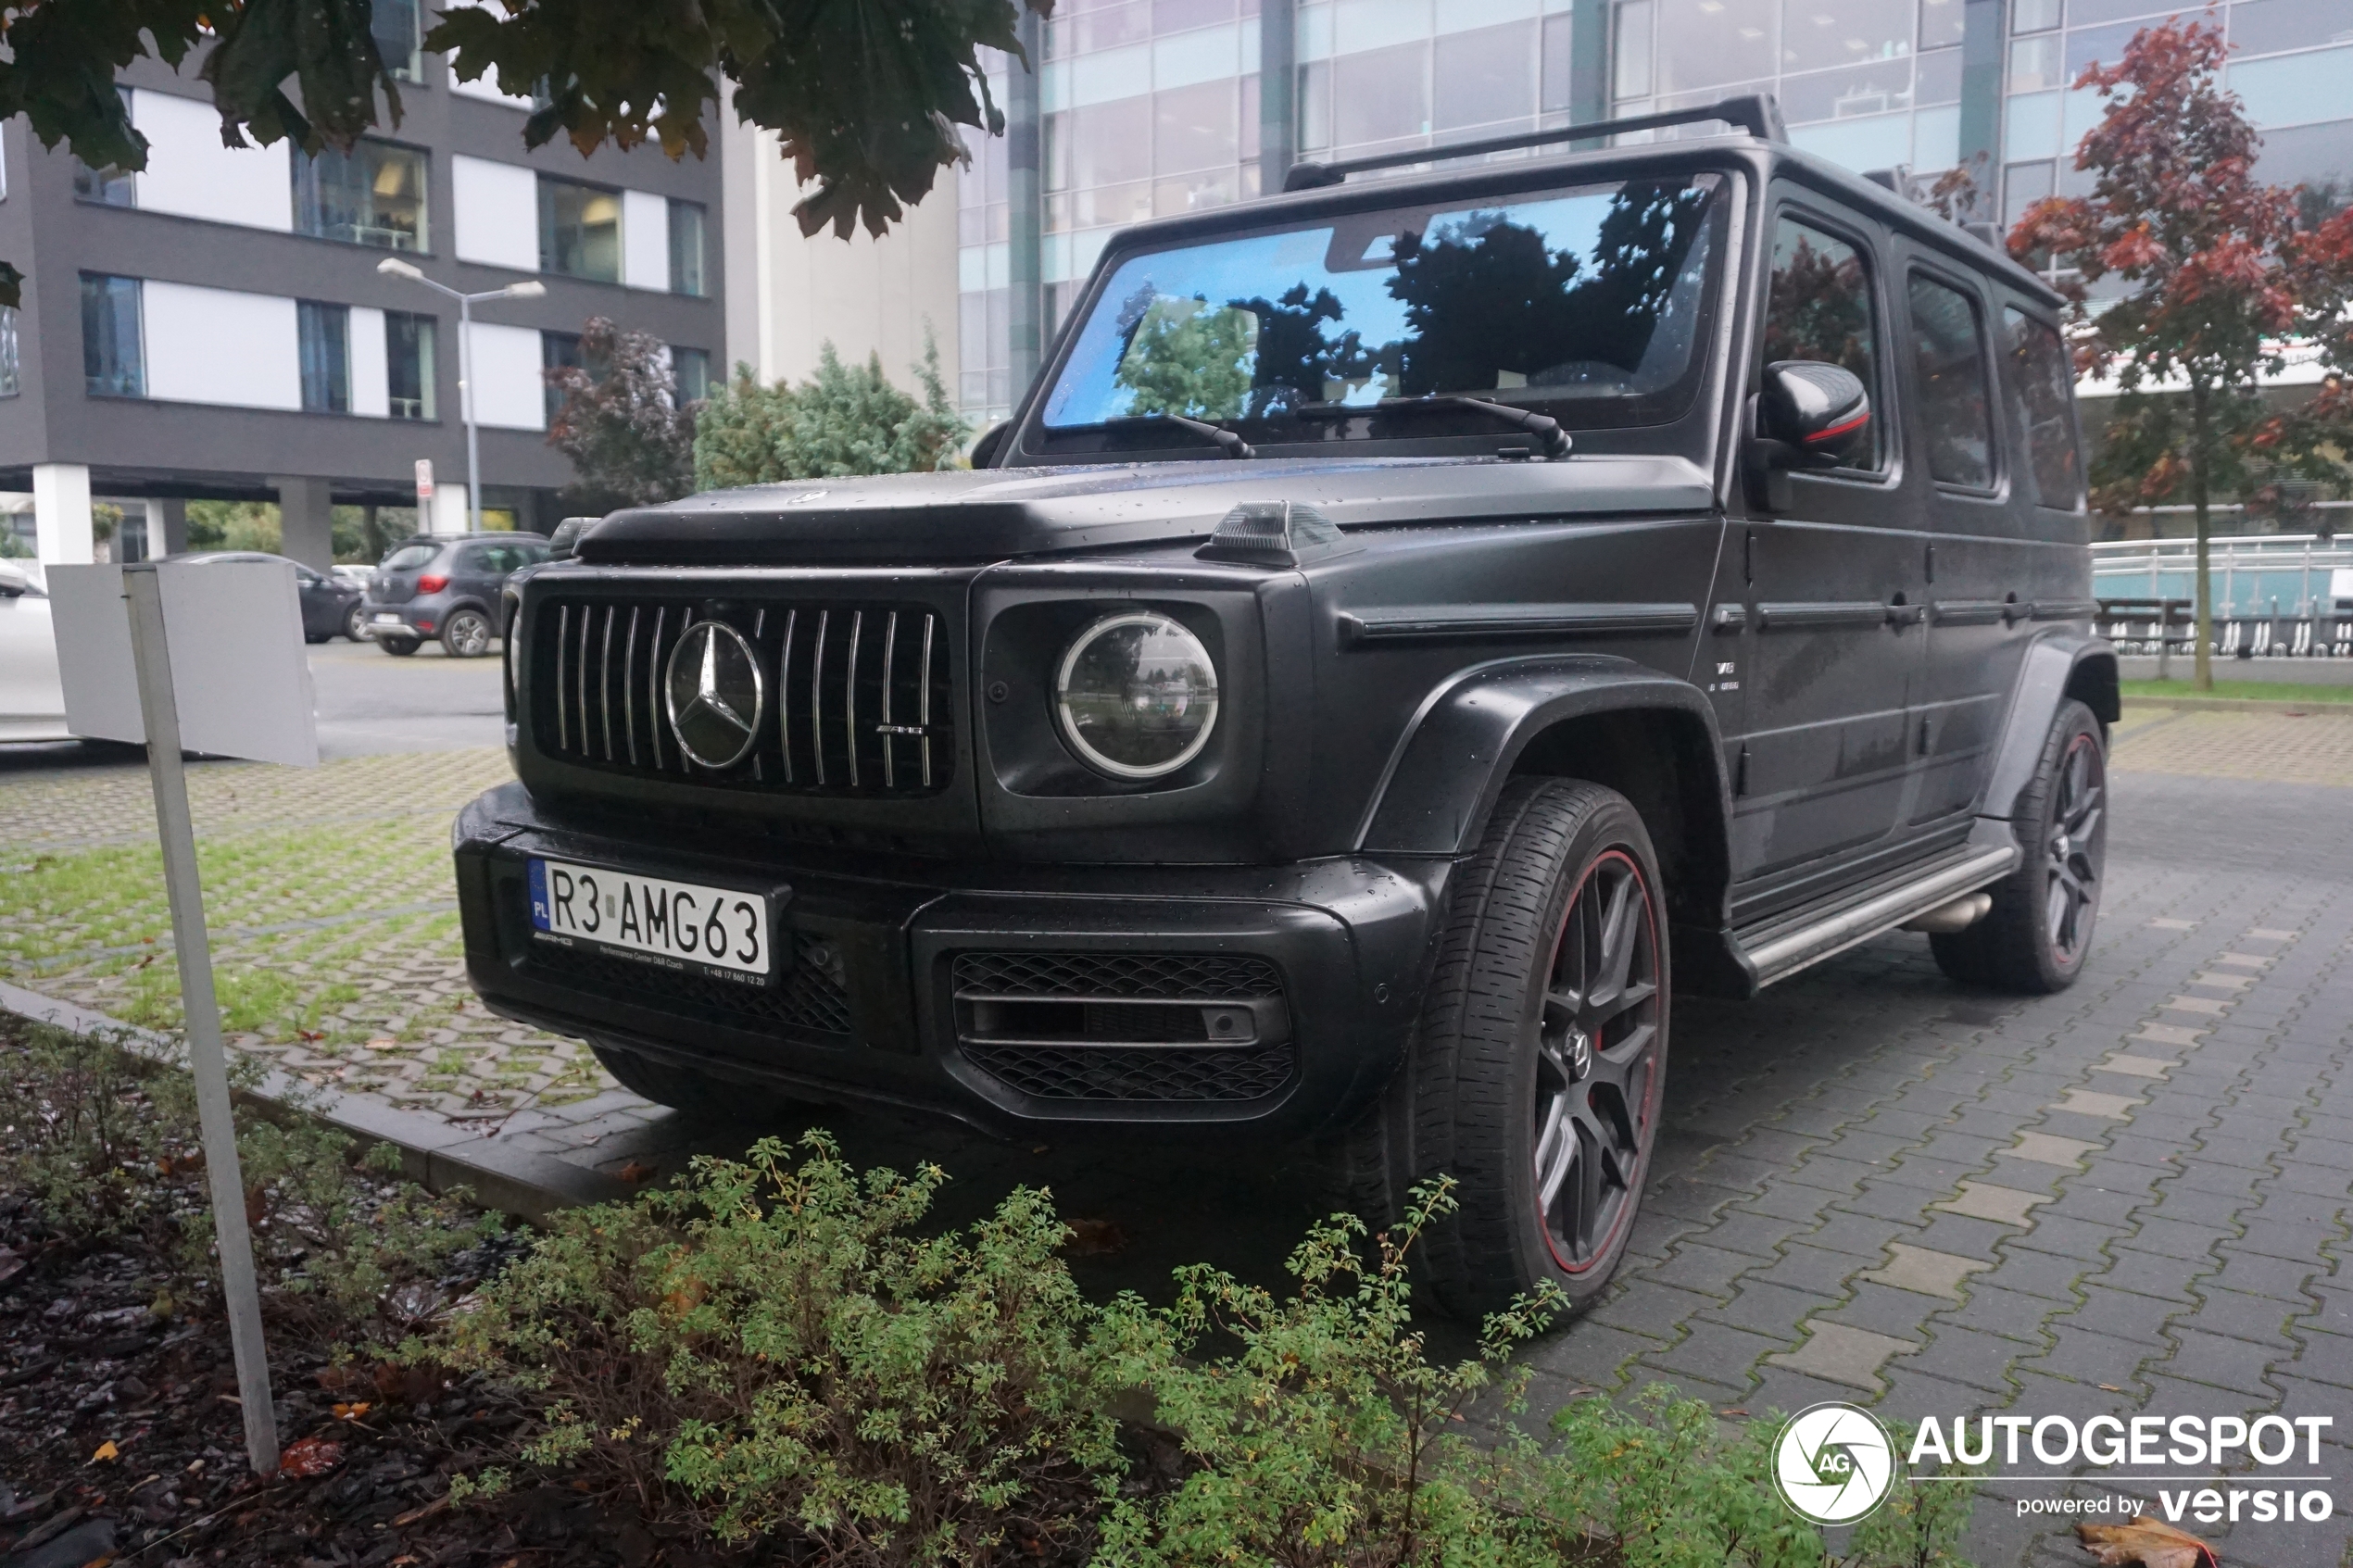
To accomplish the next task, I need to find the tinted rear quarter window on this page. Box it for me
[1762,215,1884,472]
[1906,272,1996,489]
[2004,307,2084,510]
[384,544,438,571]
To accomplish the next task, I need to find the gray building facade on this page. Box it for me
[0,6,724,569]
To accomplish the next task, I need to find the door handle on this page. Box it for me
[1884,601,1924,628]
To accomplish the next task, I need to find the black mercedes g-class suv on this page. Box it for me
[452,95,2116,1316]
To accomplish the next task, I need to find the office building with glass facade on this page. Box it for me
[955,0,2353,430]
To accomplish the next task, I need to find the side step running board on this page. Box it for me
[1742,845,2019,988]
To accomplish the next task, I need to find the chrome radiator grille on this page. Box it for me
[533,596,953,796]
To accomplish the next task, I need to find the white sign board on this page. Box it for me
[2332,568,2353,604]
[49,561,319,767]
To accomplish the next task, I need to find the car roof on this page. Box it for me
[386,533,548,552]
[1097,121,2065,312]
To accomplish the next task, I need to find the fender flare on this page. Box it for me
[1981,632,2119,824]
[1354,654,1732,859]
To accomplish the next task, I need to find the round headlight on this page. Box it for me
[1054,611,1220,780]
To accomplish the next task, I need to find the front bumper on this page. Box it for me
[453,783,1443,1137]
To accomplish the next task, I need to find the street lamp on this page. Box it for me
[376,257,547,533]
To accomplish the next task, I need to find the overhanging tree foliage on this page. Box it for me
[0,0,1051,307]
[2010,19,2352,691]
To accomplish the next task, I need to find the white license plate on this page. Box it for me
[372,612,406,624]
[528,858,772,983]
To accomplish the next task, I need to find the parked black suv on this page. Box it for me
[363,532,549,657]
[452,97,2116,1316]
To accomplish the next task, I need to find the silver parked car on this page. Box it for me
[0,559,68,743]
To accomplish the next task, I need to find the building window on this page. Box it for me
[543,329,584,424]
[293,139,429,250]
[668,198,708,295]
[298,301,351,413]
[0,307,18,396]
[371,0,423,82]
[73,90,136,206]
[538,177,621,282]
[671,345,711,404]
[81,273,144,397]
[386,308,435,420]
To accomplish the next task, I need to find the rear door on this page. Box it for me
[1898,257,2041,824]
[1724,197,1931,899]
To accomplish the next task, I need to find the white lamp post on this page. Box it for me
[376,258,547,533]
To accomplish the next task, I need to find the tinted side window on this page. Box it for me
[2004,307,2083,509]
[454,546,494,574]
[1906,273,1995,489]
[1763,215,1883,471]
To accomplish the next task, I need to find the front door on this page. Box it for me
[1724,201,1930,904]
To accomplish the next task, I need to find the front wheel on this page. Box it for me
[441,608,493,659]
[1341,778,1669,1322]
[1931,698,2108,994]
[344,603,368,642]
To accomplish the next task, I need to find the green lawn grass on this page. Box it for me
[2121,678,2353,704]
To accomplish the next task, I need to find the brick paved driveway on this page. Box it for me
[1544,760,2353,1568]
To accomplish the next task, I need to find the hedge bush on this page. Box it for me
[428,1132,1982,1568]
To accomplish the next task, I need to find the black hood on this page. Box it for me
[579,455,1716,566]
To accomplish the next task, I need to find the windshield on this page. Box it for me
[1037,173,1725,451]
[384,544,439,571]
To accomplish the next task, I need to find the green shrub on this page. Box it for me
[0,1021,497,1353]
[0,1021,202,1247]
[434,1131,1120,1563]
[434,1148,1981,1568]
[692,337,968,491]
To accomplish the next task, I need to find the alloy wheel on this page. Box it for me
[2045,731,2105,965]
[445,610,492,658]
[1532,848,1664,1272]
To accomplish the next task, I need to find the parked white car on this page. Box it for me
[0,558,69,742]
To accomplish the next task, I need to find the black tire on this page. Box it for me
[1340,778,1670,1322]
[304,630,330,645]
[378,636,421,658]
[588,1041,799,1121]
[343,603,368,642]
[1931,698,2107,994]
[441,608,494,659]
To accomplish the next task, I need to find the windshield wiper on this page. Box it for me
[1101,412,1257,459]
[1295,395,1571,458]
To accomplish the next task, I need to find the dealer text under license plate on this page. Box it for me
[529,858,770,983]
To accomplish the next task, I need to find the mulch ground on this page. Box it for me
[0,1192,713,1568]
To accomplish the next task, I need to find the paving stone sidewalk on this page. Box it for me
[1542,768,2353,1568]
[0,750,615,1123]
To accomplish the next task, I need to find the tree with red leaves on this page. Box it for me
[2009,17,2350,690]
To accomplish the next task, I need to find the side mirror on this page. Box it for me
[1757,360,1871,470]
[969,420,1012,469]
[547,516,596,560]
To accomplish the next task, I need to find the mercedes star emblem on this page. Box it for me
[663,620,766,770]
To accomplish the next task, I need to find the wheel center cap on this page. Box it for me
[1567,1027,1593,1082]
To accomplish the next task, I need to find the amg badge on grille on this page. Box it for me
[663,621,767,769]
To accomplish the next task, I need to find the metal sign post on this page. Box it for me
[121,563,281,1477]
